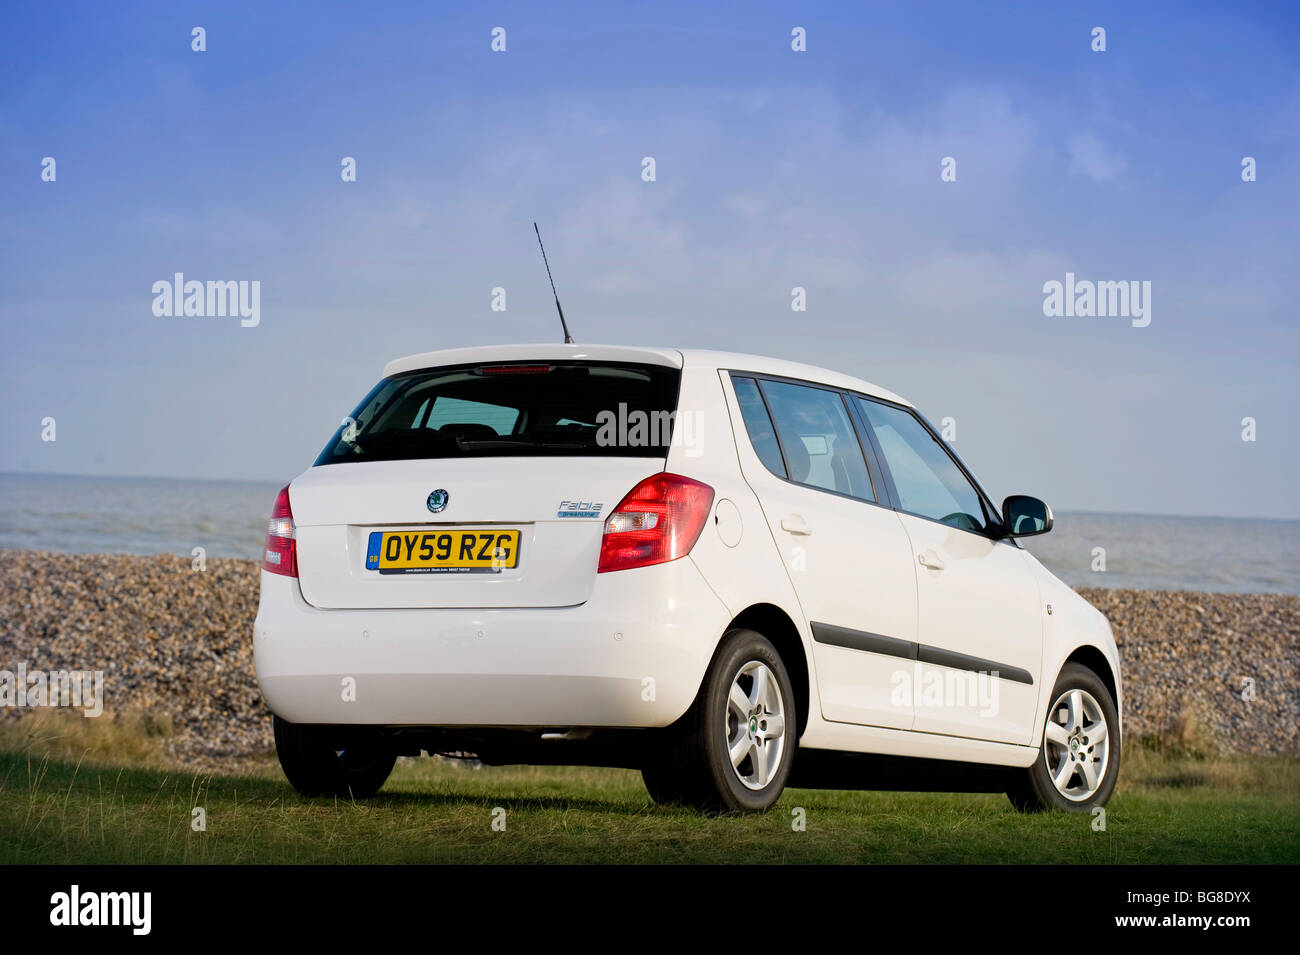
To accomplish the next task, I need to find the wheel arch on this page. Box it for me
[726,602,811,740]
[1058,644,1123,751]
[1062,644,1118,711]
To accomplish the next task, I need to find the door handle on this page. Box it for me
[917,551,945,570]
[780,516,812,536]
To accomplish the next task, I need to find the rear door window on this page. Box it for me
[753,379,875,501]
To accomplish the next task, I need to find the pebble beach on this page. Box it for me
[0,550,1296,768]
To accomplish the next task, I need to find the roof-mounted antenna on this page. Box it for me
[533,222,574,344]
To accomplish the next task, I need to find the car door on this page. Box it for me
[852,396,1044,745]
[728,375,918,731]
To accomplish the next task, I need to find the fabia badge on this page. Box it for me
[427,489,449,513]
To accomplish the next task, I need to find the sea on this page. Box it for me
[0,472,1297,595]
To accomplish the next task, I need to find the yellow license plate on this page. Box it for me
[365,529,520,574]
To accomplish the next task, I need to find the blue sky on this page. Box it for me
[1,1,1297,518]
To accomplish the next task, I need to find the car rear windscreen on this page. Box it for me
[314,360,682,464]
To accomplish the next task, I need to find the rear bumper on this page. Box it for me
[253,558,731,728]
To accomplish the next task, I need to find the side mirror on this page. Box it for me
[1002,495,1053,537]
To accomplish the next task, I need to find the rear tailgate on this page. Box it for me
[291,457,662,609]
[288,352,682,610]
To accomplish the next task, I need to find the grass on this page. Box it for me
[1,712,1297,864]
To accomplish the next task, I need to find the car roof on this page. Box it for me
[383,343,910,407]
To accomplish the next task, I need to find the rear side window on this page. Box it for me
[731,377,787,478]
[316,361,681,464]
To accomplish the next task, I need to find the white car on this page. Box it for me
[254,343,1121,814]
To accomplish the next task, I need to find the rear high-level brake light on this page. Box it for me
[472,364,555,375]
[597,473,715,573]
[262,485,298,577]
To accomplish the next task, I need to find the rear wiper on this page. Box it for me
[344,429,460,454]
[453,437,540,449]
[454,437,592,450]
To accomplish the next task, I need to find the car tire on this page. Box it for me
[643,628,797,815]
[1007,662,1120,813]
[640,760,688,807]
[273,715,396,799]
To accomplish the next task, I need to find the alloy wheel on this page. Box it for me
[724,660,787,790]
[1043,688,1111,801]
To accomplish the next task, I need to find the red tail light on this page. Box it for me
[597,473,714,573]
[262,485,298,577]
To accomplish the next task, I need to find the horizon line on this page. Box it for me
[2,469,1296,524]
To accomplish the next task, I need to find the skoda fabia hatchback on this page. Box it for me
[254,343,1121,813]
